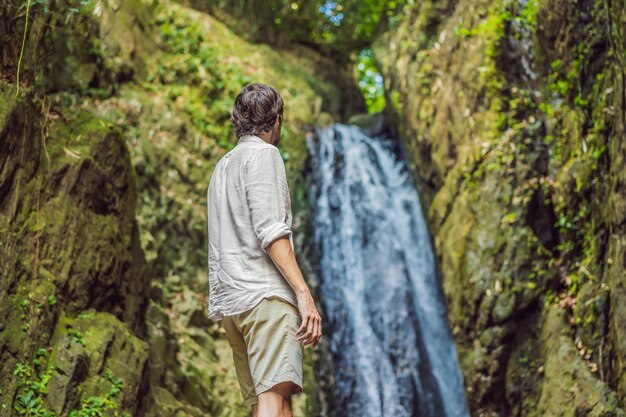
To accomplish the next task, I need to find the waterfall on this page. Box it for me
[306,124,470,417]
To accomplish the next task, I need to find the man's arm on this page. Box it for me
[266,236,322,348]
[244,147,322,348]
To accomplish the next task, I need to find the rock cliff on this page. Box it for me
[374,0,626,415]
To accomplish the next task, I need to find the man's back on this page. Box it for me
[206,134,297,321]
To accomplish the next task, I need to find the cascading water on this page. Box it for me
[306,124,470,417]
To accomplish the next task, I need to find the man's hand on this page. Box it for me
[295,288,322,349]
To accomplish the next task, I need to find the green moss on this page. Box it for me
[390,90,402,115]
[0,82,19,131]
[44,108,119,173]
[537,305,625,416]
[44,310,148,415]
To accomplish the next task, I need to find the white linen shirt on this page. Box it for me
[206,134,298,321]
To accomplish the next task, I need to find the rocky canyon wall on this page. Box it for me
[374,0,626,415]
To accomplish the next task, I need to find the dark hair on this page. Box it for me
[231,83,284,138]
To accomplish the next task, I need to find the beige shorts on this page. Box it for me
[221,295,304,406]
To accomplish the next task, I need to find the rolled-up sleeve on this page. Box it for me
[244,147,292,252]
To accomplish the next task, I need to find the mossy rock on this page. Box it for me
[1,78,152,415]
[23,0,157,94]
[44,310,150,416]
[373,0,626,413]
[536,305,625,417]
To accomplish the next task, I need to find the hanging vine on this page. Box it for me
[15,0,32,96]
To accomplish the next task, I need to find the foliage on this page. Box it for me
[68,370,129,417]
[195,0,400,63]
[150,4,252,150]
[67,327,87,346]
[13,348,55,417]
[356,48,385,113]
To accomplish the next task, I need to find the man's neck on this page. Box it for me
[257,132,272,144]
[256,133,272,144]
[257,130,278,146]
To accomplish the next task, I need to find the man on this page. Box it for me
[206,82,322,417]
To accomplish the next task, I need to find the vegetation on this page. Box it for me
[356,48,385,113]
[13,348,55,417]
[191,0,400,62]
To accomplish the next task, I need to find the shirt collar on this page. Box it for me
[237,134,267,145]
